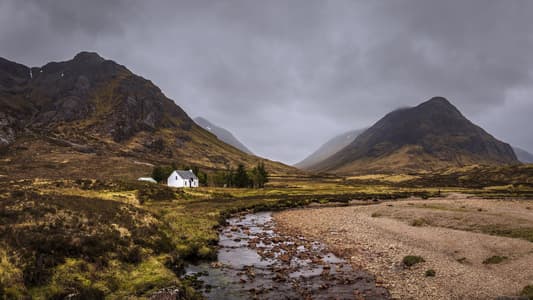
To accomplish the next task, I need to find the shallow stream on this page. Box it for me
[185,212,389,299]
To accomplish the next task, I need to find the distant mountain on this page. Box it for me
[513,147,533,163]
[295,129,365,169]
[0,52,293,179]
[194,117,253,155]
[310,97,519,174]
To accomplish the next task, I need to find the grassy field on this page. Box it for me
[0,167,531,298]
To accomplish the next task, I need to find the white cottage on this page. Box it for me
[167,170,199,188]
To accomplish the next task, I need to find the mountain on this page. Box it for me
[0,52,293,179]
[310,97,519,174]
[513,147,533,163]
[295,129,364,169]
[194,117,253,155]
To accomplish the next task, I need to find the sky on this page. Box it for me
[1,0,532,164]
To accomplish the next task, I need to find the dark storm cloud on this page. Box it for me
[1,0,532,163]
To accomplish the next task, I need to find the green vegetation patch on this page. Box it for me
[414,203,470,212]
[0,189,176,298]
[482,255,508,265]
[480,225,533,243]
[425,269,436,277]
[410,218,431,227]
[402,255,425,267]
[399,164,533,192]
[522,285,533,300]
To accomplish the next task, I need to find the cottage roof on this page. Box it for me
[174,170,198,180]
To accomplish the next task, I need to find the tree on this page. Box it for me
[233,164,250,188]
[151,166,165,183]
[197,169,208,186]
[211,171,227,187]
[151,165,173,183]
[225,167,235,187]
[257,161,269,188]
[250,161,269,188]
[188,166,200,177]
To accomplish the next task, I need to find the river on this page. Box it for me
[185,211,389,299]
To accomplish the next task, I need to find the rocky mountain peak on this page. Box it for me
[0,57,31,89]
[309,97,518,173]
[424,96,451,105]
[416,96,461,114]
[72,51,105,64]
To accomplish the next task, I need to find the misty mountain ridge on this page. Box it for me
[299,132,531,173]
[309,97,519,174]
[0,52,292,179]
[513,147,533,163]
[295,128,365,169]
[194,117,254,155]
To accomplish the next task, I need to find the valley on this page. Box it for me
[1,53,532,299]
[1,169,532,299]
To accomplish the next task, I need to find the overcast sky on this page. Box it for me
[1,0,532,164]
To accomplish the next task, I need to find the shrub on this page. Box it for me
[197,246,216,260]
[2,191,176,289]
[137,184,176,203]
[425,269,436,277]
[521,285,533,299]
[371,212,382,218]
[233,164,250,188]
[410,218,430,227]
[151,165,174,183]
[122,246,143,264]
[403,255,425,267]
[482,255,508,264]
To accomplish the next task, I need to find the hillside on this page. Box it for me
[311,97,519,174]
[295,129,364,169]
[513,147,533,163]
[0,52,293,179]
[194,117,253,154]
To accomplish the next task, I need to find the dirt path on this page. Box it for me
[274,195,533,299]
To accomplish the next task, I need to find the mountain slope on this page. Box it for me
[0,52,293,179]
[295,129,364,169]
[513,147,533,163]
[194,117,253,155]
[311,97,519,174]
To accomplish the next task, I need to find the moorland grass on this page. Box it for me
[480,225,533,243]
[7,173,529,298]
